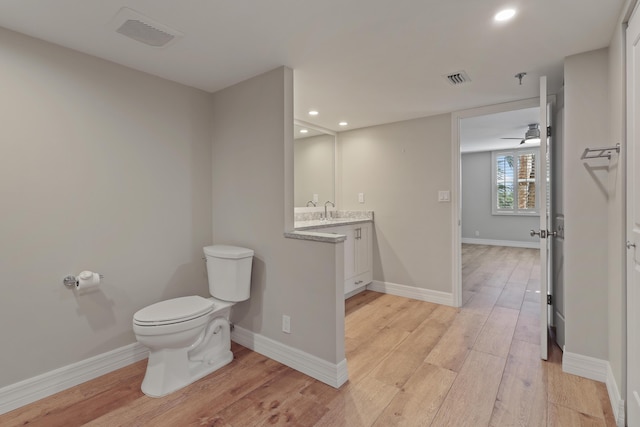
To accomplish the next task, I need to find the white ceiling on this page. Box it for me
[460,107,540,153]
[0,0,624,133]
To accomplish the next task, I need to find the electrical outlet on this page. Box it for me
[358,192,365,203]
[313,194,318,203]
[475,230,480,237]
[282,314,291,334]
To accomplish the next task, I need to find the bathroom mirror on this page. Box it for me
[294,120,336,208]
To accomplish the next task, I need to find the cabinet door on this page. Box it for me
[343,226,357,280]
[355,223,371,276]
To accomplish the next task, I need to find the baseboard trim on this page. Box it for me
[0,342,148,415]
[231,326,348,389]
[562,351,608,382]
[367,280,455,307]
[344,286,367,300]
[461,237,540,249]
[606,364,626,427]
[562,351,625,427]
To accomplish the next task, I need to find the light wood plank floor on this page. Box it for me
[0,245,616,426]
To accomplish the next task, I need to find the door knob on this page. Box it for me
[627,241,636,249]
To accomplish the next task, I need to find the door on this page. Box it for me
[626,5,640,423]
[355,225,371,276]
[535,76,551,360]
[551,103,565,350]
[528,77,552,360]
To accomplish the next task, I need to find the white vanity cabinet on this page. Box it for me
[323,222,373,297]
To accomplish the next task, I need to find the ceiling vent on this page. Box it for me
[444,70,471,86]
[111,7,183,48]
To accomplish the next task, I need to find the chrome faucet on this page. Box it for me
[306,200,317,207]
[324,201,335,219]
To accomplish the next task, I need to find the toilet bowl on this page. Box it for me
[133,245,253,397]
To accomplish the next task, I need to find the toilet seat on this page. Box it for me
[134,296,214,326]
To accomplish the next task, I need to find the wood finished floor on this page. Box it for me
[0,245,616,426]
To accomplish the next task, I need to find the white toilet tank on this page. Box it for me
[203,245,253,302]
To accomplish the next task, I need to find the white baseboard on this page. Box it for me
[606,364,626,427]
[231,325,348,389]
[461,237,540,249]
[562,350,608,382]
[344,286,367,300]
[0,342,148,415]
[367,280,455,307]
[562,351,625,427]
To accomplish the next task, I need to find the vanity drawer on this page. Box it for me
[345,271,372,294]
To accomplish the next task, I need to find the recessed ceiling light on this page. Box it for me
[339,121,348,126]
[308,110,319,116]
[494,8,516,22]
[300,129,309,134]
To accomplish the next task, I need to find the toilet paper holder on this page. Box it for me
[63,272,104,288]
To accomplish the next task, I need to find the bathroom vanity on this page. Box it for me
[294,212,373,298]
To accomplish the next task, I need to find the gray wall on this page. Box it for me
[563,48,610,361]
[338,115,453,293]
[0,28,214,387]
[210,67,345,364]
[461,151,539,243]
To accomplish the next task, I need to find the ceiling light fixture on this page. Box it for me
[494,8,516,22]
[308,110,319,116]
[300,129,309,134]
[339,121,348,126]
[520,124,541,144]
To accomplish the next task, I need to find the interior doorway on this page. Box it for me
[452,96,564,353]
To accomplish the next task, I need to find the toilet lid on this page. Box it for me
[134,296,214,325]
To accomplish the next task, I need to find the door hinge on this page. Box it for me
[547,126,552,137]
[547,295,552,305]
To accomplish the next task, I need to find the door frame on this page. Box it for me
[451,97,544,307]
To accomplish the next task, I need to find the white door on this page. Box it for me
[538,76,550,361]
[626,5,640,423]
[551,104,565,350]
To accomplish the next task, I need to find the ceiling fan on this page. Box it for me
[501,123,541,144]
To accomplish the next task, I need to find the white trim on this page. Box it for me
[451,110,462,308]
[367,280,455,307]
[562,351,625,427]
[231,325,348,388]
[606,364,626,427]
[0,342,148,415]
[344,286,367,300]
[562,350,608,382]
[461,237,540,249]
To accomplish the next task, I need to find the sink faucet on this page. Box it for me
[306,200,317,207]
[324,201,335,219]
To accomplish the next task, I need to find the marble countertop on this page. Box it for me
[284,210,374,243]
[283,230,347,243]
[294,217,373,231]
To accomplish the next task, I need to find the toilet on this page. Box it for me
[133,245,253,397]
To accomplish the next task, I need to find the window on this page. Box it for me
[491,148,539,215]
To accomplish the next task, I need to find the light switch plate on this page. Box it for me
[438,190,450,202]
[358,192,365,203]
[313,194,318,203]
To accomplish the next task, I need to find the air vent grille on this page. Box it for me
[445,70,471,85]
[116,20,175,47]
[111,7,182,48]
